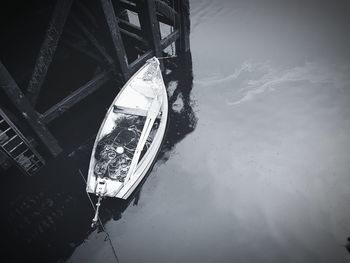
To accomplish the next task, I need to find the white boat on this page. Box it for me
[86,57,168,225]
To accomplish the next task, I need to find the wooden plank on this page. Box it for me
[118,0,138,13]
[155,0,179,25]
[26,0,73,106]
[118,19,142,36]
[42,71,112,123]
[113,105,162,118]
[0,61,62,156]
[157,14,175,26]
[119,28,148,46]
[101,0,130,80]
[113,105,148,117]
[117,20,148,52]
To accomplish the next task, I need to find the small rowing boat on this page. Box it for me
[86,57,168,226]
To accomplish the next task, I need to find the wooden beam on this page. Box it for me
[157,14,174,26]
[62,38,104,63]
[42,71,112,123]
[128,50,154,75]
[175,0,190,53]
[71,15,114,66]
[128,29,180,75]
[141,0,162,57]
[137,0,163,69]
[155,0,179,25]
[119,28,148,46]
[118,0,138,13]
[0,61,62,156]
[101,0,130,80]
[118,19,142,36]
[26,0,73,106]
[160,29,180,49]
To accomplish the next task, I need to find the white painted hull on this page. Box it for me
[86,57,168,200]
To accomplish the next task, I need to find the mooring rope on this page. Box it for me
[78,169,120,263]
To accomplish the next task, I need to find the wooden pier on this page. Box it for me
[0,0,190,175]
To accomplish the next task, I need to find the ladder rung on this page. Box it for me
[14,149,29,160]
[1,135,18,147]
[9,141,25,153]
[0,127,11,137]
[25,159,42,171]
[0,119,5,124]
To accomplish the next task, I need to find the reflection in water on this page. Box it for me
[4,50,197,262]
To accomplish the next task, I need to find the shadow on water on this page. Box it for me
[3,50,197,262]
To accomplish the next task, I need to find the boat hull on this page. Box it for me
[86,57,168,199]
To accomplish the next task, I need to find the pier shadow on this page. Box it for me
[3,50,197,262]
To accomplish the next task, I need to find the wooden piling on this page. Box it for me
[100,0,130,80]
[175,0,190,53]
[0,62,62,156]
[137,0,163,68]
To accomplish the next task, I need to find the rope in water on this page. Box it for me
[78,170,120,263]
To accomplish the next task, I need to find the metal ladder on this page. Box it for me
[0,108,45,175]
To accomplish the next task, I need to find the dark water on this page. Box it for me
[3,0,350,262]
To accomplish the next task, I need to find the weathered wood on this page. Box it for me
[119,28,148,46]
[175,0,190,53]
[101,0,130,80]
[0,108,45,175]
[157,14,175,26]
[117,19,148,52]
[139,0,162,56]
[26,0,73,106]
[128,29,180,75]
[118,19,142,36]
[42,71,112,123]
[0,61,62,156]
[118,0,138,13]
[119,0,178,26]
[155,0,179,25]
[160,29,180,49]
[71,15,114,66]
[128,50,154,75]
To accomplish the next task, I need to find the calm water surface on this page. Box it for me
[5,1,350,262]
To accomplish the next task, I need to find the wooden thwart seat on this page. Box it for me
[113,105,161,118]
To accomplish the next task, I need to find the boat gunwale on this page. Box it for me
[118,85,168,199]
